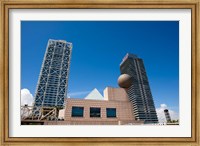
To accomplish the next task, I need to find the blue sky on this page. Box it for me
[21,21,179,113]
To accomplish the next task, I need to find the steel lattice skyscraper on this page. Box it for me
[33,39,72,115]
[120,53,158,123]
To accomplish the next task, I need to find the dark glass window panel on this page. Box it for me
[106,108,116,118]
[90,107,101,118]
[71,107,84,117]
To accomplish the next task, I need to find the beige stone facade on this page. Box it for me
[45,87,143,125]
[104,87,129,101]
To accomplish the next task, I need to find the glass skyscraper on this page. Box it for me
[120,53,158,123]
[33,39,72,116]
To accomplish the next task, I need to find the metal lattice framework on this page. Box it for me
[21,105,58,121]
[33,39,72,118]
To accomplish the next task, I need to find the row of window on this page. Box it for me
[71,107,116,118]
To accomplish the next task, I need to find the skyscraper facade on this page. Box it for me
[33,39,72,116]
[120,53,158,123]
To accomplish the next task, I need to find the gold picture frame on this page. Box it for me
[0,0,199,145]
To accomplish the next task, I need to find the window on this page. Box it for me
[90,107,101,117]
[71,106,84,117]
[106,108,116,118]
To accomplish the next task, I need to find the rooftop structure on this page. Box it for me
[85,88,104,100]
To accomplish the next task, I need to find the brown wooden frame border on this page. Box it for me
[0,0,199,145]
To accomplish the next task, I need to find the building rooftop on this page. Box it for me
[84,88,104,100]
[120,53,138,66]
[48,39,73,47]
